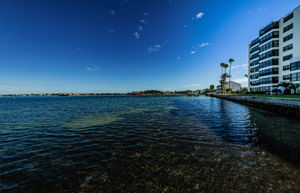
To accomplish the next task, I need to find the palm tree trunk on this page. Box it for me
[224,77,227,94]
[229,63,231,90]
[220,67,223,94]
[224,68,227,94]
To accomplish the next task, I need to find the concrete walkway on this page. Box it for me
[209,94,300,118]
[225,95,300,106]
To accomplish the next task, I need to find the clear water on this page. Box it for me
[0,95,299,193]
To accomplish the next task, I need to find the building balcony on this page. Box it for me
[259,21,279,37]
[259,76,279,85]
[250,37,260,48]
[259,49,279,61]
[260,31,279,45]
[259,68,279,77]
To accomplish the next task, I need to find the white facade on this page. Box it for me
[248,6,300,93]
[216,81,241,93]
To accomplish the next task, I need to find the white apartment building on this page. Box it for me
[248,6,300,93]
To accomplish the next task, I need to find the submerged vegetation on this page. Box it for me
[63,109,147,128]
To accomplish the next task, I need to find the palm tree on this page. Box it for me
[222,63,229,73]
[288,83,299,94]
[221,73,230,94]
[241,87,248,94]
[219,63,230,94]
[278,82,291,94]
[228,58,234,89]
[220,63,226,94]
[220,63,225,76]
[222,63,229,94]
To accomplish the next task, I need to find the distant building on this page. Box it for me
[217,81,241,93]
[248,6,300,93]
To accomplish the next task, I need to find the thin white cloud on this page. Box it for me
[85,66,99,72]
[109,10,116,16]
[147,44,162,54]
[232,64,247,69]
[183,84,203,88]
[196,12,204,19]
[231,65,240,69]
[190,50,197,55]
[248,8,268,14]
[232,77,248,84]
[108,28,115,33]
[198,42,210,47]
[138,26,143,31]
[140,19,146,23]
[134,32,140,39]
[258,8,268,12]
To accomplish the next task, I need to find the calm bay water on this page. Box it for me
[0,95,300,193]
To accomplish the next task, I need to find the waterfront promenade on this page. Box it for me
[217,95,300,106]
[210,94,300,118]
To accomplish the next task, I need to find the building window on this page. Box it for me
[250,45,260,54]
[283,75,290,80]
[259,68,279,77]
[259,49,279,60]
[259,21,279,36]
[250,59,259,66]
[260,40,279,52]
[284,13,293,23]
[283,23,293,33]
[283,65,290,71]
[250,80,260,86]
[290,61,300,71]
[259,77,278,85]
[250,52,259,60]
[260,31,279,44]
[283,44,293,52]
[250,38,260,48]
[291,72,300,81]
[259,58,279,69]
[250,73,259,80]
[283,54,293,61]
[259,86,271,92]
[283,33,293,42]
[250,66,259,73]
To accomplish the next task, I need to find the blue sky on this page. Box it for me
[0,0,300,94]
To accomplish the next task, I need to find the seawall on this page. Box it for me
[209,94,300,119]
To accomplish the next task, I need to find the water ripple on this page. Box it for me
[0,96,299,193]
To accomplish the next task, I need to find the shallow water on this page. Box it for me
[0,95,299,193]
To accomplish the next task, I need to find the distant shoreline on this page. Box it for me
[0,90,200,97]
[0,92,193,97]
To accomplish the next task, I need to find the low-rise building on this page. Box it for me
[217,81,241,93]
